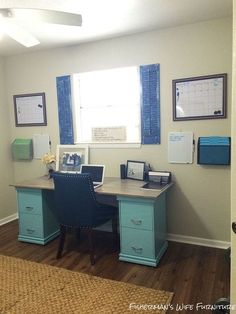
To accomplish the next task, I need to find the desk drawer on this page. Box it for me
[19,213,43,238]
[119,201,153,230]
[120,227,154,258]
[17,189,43,215]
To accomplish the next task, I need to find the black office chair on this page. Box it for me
[52,172,118,265]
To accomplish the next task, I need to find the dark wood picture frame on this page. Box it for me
[126,160,145,181]
[14,92,47,127]
[172,73,227,121]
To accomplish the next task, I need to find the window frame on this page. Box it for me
[56,64,160,147]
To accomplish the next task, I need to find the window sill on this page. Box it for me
[74,142,141,149]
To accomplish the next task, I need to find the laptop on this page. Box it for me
[80,164,105,189]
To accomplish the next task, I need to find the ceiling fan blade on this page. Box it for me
[0,9,11,17]
[0,8,82,27]
[0,19,40,47]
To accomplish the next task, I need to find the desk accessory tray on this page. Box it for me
[141,171,171,190]
[141,182,167,190]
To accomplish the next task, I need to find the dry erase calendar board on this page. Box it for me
[172,73,227,121]
[14,93,47,126]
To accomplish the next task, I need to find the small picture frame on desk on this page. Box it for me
[126,160,145,181]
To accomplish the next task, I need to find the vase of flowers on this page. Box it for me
[42,153,56,178]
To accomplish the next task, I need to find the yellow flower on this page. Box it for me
[42,153,56,165]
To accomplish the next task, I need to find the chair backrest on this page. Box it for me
[52,172,99,227]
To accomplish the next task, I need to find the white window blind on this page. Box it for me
[72,66,141,144]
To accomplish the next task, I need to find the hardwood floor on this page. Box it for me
[0,220,230,313]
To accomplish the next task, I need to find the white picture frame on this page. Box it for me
[56,144,89,172]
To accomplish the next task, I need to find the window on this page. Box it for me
[56,64,160,146]
[72,66,141,144]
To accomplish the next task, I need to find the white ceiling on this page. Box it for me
[0,0,232,56]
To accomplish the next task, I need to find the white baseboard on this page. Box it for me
[0,213,18,226]
[167,233,230,249]
[0,214,230,249]
[96,226,230,249]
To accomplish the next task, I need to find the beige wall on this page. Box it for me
[231,1,236,306]
[0,58,15,220]
[5,17,232,241]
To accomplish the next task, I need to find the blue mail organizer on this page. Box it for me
[12,138,33,160]
[197,137,230,165]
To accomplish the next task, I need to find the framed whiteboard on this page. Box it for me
[168,132,194,164]
[14,92,47,126]
[172,74,227,121]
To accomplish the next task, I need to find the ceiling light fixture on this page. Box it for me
[0,8,82,47]
[0,19,40,47]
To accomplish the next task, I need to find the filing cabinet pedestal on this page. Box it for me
[17,188,59,245]
[118,193,167,267]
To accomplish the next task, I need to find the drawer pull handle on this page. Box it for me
[131,219,142,225]
[26,228,35,234]
[131,246,143,253]
[25,206,34,211]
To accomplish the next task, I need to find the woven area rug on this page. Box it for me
[0,255,173,314]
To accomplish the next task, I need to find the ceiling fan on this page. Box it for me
[0,8,82,47]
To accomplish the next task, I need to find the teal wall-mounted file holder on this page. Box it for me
[197,136,230,165]
[12,139,33,160]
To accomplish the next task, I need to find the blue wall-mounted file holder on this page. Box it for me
[197,137,230,165]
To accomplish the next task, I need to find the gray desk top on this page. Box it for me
[13,176,173,200]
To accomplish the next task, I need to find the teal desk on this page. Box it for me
[13,176,172,267]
